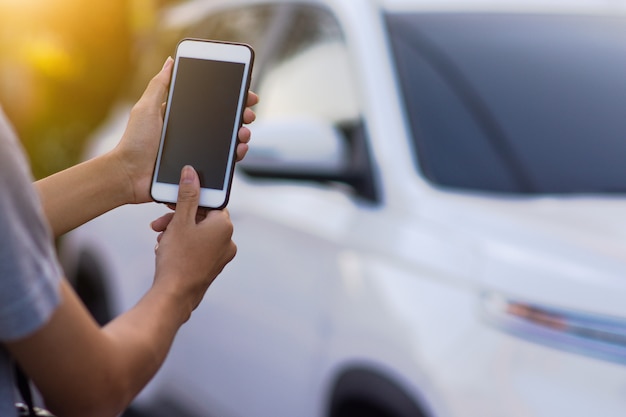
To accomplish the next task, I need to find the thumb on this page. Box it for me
[173,165,201,224]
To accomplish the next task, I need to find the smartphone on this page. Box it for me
[151,38,255,209]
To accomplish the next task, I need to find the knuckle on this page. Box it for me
[129,101,144,117]
[147,73,164,92]
[225,216,234,232]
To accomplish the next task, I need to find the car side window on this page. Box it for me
[254,5,361,125]
[169,4,359,126]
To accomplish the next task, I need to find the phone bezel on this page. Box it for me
[150,38,254,209]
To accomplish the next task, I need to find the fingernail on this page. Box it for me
[181,165,195,184]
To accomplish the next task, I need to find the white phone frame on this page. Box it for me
[151,38,254,209]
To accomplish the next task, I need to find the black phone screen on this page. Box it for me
[157,57,246,189]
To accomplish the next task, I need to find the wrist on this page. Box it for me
[149,277,196,325]
[105,149,138,206]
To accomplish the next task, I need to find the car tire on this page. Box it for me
[72,251,113,325]
[329,369,426,417]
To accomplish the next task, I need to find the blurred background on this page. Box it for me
[0,0,178,179]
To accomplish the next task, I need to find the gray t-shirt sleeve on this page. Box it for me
[0,109,61,341]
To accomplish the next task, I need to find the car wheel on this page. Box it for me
[333,401,400,417]
[72,251,113,325]
[329,369,427,417]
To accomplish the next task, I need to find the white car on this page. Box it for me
[61,0,626,416]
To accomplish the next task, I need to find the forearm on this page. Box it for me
[99,284,192,403]
[7,280,192,417]
[35,151,133,237]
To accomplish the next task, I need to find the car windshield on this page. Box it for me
[386,12,626,194]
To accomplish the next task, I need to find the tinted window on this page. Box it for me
[387,13,626,194]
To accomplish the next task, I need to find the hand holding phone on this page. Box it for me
[151,38,255,209]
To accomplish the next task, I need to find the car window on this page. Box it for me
[387,12,626,194]
[133,3,360,125]
[388,27,520,193]
[254,5,361,125]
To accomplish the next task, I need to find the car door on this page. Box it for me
[161,4,373,417]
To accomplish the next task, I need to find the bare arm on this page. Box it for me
[34,151,133,238]
[6,166,235,417]
[35,58,258,238]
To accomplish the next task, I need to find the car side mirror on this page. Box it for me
[239,117,348,178]
[239,117,379,203]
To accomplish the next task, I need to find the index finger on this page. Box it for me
[172,165,201,226]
